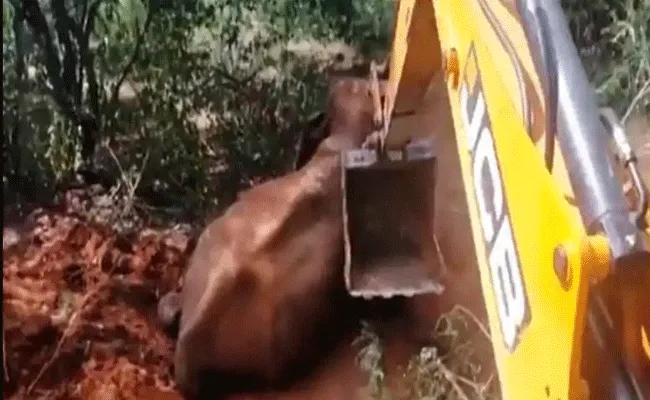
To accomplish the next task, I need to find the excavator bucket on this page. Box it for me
[341,138,444,299]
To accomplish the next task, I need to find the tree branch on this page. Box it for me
[21,0,63,88]
[50,0,79,105]
[74,0,91,107]
[10,3,27,185]
[81,0,104,121]
[21,0,83,125]
[623,79,650,124]
[109,0,154,108]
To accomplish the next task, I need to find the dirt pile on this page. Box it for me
[3,203,194,399]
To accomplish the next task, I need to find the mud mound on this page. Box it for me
[3,208,194,400]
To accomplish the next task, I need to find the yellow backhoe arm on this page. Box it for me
[382,0,650,398]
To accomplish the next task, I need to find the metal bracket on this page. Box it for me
[344,148,378,169]
[599,107,649,229]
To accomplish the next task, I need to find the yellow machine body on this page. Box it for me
[376,0,650,398]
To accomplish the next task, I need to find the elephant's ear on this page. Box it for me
[293,112,330,171]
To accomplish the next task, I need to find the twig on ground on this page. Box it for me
[3,279,57,306]
[449,305,491,340]
[436,305,495,399]
[456,373,483,391]
[623,79,650,124]
[121,149,150,219]
[437,360,471,400]
[455,371,496,398]
[103,140,151,219]
[26,265,116,394]
[479,373,495,397]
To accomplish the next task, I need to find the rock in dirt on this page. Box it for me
[3,227,22,250]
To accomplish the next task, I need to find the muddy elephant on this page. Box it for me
[162,79,378,399]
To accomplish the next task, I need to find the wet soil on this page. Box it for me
[3,203,190,400]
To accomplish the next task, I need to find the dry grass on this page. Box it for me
[354,306,499,400]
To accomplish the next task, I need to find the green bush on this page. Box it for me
[563,0,649,116]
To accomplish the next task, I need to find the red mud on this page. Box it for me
[3,206,189,400]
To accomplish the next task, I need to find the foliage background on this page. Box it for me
[2,0,649,228]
